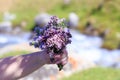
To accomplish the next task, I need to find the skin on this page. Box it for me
[0,49,68,80]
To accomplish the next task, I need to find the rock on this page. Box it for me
[12,26,22,34]
[63,0,71,5]
[68,12,79,28]
[0,21,12,33]
[20,20,27,28]
[118,43,120,49]
[34,13,50,27]
[99,29,110,39]
[3,12,16,21]
[116,32,120,39]
[84,21,99,36]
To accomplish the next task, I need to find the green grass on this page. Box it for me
[0,50,29,58]
[61,67,120,80]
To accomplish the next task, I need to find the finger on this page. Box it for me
[53,54,68,63]
[54,54,61,59]
[55,57,68,65]
[54,51,68,58]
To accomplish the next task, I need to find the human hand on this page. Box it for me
[49,48,68,70]
[50,48,68,66]
[41,48,68,70]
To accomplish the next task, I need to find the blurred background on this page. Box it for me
[0,0,120,80]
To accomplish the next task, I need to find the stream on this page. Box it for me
[0,30,120,68]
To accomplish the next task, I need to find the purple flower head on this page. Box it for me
[30,16,72,53]
[30,16,72,70]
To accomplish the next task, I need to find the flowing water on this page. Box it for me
[0,30,120,67]
[68,30,120,68]
[0,33,30,48]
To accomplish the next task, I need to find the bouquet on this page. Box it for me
[30,16,72,70]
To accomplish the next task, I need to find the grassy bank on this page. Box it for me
[61,67,120,80]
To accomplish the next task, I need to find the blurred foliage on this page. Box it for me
[61,67,120,80]
[0,0,120,49]
[10,0,61,30]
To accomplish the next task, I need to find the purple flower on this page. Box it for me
[30,16,72,70]
[31,16,71,51]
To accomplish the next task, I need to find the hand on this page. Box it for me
[49,48,68,66]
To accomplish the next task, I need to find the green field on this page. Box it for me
[61,67,120,80]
